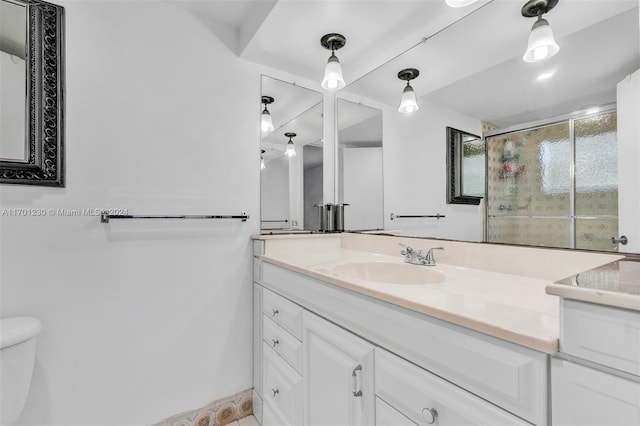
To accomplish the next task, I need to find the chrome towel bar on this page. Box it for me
[100,212,249,223]
[390,213,445,220]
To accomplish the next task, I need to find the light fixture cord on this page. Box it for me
[347,0,496,87]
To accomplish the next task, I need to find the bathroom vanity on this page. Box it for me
[251,233,640,426]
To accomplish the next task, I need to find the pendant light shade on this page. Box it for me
[320,33,346,91]
[261,96,275,132]
[521,0,560,63]
[445,0,478,7]
[397,68,420,114]
[523,16,559,62]
[284,132,297,157]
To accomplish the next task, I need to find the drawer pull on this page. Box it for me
[271,338,279,347]
[422,408,438,424]
[352,364,363,397]
[271,308,279,317]
[272,388,279,398]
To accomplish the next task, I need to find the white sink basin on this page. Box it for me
[322,261,445,285]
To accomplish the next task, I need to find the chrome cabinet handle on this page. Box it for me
[271,338,279,347]
[422,408,438,424]
[271,388,279,398]
[271,308,279,317]
[351,364,363,397]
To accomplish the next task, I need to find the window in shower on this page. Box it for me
[485,110,619,252]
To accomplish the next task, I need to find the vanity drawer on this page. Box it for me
[552,357,640,425]
[263,287,303,340]
[262,343,303,426]
[376,397,418,426]
[375,348,529,426]
[560,299,640,376]
[263,315,302,373]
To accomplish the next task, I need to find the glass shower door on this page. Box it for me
[486,111,619,252]
[574,112,618,251]
[487,122,572,248]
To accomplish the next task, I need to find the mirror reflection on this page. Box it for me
[0,0,27,162]
[337,99,384,231]
[339,0,639,252]
[260,76,323,232]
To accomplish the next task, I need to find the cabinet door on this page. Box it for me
[552,358,640,426]
[303,310,375,426]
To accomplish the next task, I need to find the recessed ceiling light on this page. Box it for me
[537,71,554,80]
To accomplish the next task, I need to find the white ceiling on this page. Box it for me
[168,0,640,129]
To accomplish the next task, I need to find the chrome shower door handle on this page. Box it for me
[612,235,628,245]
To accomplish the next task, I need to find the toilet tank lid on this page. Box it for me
[1,317,42,349]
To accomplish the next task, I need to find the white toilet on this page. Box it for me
[0,316,42,425]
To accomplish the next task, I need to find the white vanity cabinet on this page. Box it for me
[552,299,640,426]
[303,311,374,426]
[253,251,550,426]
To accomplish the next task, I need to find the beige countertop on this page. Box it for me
[547,260,640,311]
[261,248,560,354]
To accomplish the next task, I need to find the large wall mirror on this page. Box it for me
[0,0,65,187]
[339,0,639,253]
[260,75,323,232]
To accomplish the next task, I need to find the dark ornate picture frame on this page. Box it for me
[0,0,65,187]
[446,126,483,205]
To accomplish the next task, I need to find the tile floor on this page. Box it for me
[229,415,258,426]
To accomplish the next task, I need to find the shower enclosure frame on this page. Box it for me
[483,103,618,250]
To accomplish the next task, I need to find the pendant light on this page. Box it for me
[284,132,297,157]
[522,0,560,63]
[261,96,275,132]
[260,150,266,170]
[320,33,346,91]
[445,0,478,7]
[397,68,420,114]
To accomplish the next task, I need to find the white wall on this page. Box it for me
[617,68,640,253]
[0,1,261,425]
[383,98,483,241]
[342,147,384,230]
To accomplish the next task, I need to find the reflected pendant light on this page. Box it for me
[397,68,420,114]
[521,0,560,63]
[261,96,275,132]
[320,33,346,91]
[261,149,266,170]
[445,0,478,7]
[284,132,297,157]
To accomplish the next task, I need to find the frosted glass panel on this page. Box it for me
[487,123,571,218]
[462,137,485,197]
[575,113,618,217]
[487,217,571,248]
[576,218,619,251]
[486,112,618,251]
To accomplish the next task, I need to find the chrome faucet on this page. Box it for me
[399,244,444,266]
